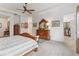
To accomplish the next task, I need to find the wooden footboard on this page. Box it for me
[20,33,38,41]
[19,33,38,56]
[33,48,38,52]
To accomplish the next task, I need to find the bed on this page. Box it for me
[0,35,38,56]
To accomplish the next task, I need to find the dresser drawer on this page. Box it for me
[36,29,49,40]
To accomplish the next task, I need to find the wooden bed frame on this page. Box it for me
[20,33,38,41]
[20,33,38,56]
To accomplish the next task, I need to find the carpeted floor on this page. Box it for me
[25,40,78,56]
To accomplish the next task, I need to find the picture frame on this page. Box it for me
[33,22,37,27]
[21,22,28,28]
[64,22,71,36]
[52,20,60,27]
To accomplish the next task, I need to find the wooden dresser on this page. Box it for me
[36,19,50,40]
[14,24,20,35]
[36,29,49,40]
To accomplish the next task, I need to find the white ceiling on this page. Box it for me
[0,3,78,15]
[0,3,67,14]
[0,3,61,11]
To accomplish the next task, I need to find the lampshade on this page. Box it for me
[46,22,49,26]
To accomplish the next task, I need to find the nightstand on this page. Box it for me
[4,30,9,36]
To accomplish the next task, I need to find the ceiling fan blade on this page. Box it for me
[27,10,32,14]
[22,11,25,13]
[23,6,27,10]
[29,9,35,11]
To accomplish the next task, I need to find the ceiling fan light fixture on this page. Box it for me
[17,3,35,14]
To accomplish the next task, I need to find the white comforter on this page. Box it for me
[0,35,38,56]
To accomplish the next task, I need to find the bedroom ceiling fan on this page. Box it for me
[17,3,35,14]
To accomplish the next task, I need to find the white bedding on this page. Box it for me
[0,35,38,56]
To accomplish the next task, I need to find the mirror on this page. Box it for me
[64,22,71,37]
[76,6,79,53]
[39,19,48,30]
[0,16,10,38]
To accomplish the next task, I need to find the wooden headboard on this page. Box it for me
[20,33,37,41]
